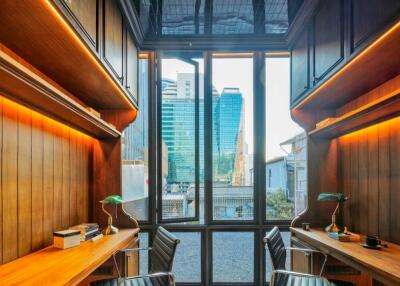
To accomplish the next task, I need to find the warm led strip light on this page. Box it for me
[1,94,94,141]
[44,0,135,110]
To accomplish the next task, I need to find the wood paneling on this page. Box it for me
[2,100,18,263]
[0,96,94,265]
[340,117,400,243]
[17,105,32,258]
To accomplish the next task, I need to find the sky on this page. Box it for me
[161,57,303,161]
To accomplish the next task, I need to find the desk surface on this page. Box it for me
[0,228,139,286]
[291,227,400,286]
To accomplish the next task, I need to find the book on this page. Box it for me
[70,223,99,235]
[53,230,81,249]
[328,231,361,242]
[82,230,101,241]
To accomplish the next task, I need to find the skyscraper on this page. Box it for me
[214,88,245,185]
[161,77,245,190]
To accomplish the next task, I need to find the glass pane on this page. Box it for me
[161,59,197,220]
[265,57,307,220]
[212,232,254,283]
[122,59,149,221]
[171,232,202,282]
[212,0,254,34]
[265,0,289,34]
[212,57,254,220]
[139,232,149,275]
[265,231,290,282]
[162,0,205,35]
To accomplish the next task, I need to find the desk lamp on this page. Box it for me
[317,192,348,233]
[100,195,124,235]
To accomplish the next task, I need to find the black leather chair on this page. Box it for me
[265,226,353,286]
[91,227,180,286]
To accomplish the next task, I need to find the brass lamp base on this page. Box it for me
[325,223,339,233]
[103,224,119,235]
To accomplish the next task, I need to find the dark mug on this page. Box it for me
[365,235,381,247]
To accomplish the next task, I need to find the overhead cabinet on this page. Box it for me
[290,27,310,105]
[103,0,124,83]
[290,0,400,107]
[0,1,139,110]
[312,0,343,85]
[126,29,138,101]
[58,0,98,52]
[351,0,400,51]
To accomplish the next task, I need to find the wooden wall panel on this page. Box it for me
[43,123,54,246]
[17,105,32,257]
[2,100,18,263]
[0,96,94,265]
[0,99,2,263]
[62,126,71,229]
[31,112,44,252]
[389,119,400,242]
[340,117,400,243]
[53,127,63,232]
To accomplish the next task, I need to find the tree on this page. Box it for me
[266,189,294,220]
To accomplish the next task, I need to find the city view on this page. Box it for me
[122,57,307,282]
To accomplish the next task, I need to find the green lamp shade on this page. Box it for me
[101,195,124,204]
[318,192,347,203]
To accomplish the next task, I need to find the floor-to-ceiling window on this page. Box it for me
[129,52,307,286]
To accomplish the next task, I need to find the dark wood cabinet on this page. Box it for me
[351,0,400,51]
[313,0,344,85]
[126,30,138,103]
[103,0,124,82]
[291,27,310,105]
[54,0,98,51]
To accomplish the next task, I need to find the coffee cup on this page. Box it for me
[365,235,381,247]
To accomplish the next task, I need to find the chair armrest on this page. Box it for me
[125,272,175,286]
[285,247,328,276]
[118,247,153,253]
[112,247,153,279]
[271,269,331,286]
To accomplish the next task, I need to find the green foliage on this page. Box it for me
[266,189,294,220]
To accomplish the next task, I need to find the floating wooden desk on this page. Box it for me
[291,227,400,286]
[0,228,139,286]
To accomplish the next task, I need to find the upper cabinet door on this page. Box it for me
[291,27,310,106]
[58,0,98,51]
[351,0,400,52]
[313,0,344,85]
[103,0,124,82]
[126,31,138,103]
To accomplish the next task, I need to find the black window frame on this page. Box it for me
[136,51,302,285]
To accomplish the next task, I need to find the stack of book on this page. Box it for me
[70,223,100,241]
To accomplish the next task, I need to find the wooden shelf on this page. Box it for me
[294,21,400,111]
[0,0,136,111]
[309,92,400,139]
[0,46,121,139]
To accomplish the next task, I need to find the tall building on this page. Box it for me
[214,88,245,185]
[161,78,246,190]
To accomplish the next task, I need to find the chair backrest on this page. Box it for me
[150,227,180,274]
[264,226,287,270]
